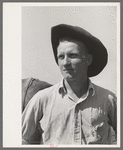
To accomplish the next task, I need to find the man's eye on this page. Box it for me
[69,54,77,58]
[58,55,64,59]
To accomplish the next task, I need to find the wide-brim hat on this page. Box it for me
[51,24,108,77]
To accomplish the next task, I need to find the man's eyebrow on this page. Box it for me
[57,53,63,56]
[68,52,80,55]
[57,54,64,58]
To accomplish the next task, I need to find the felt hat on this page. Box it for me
[51,24,108,77]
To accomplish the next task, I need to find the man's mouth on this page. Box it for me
[63,68,73,71]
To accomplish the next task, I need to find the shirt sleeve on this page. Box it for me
[22,92,43,144]
[107,94,117,135]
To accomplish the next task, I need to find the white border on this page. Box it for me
[3,2,120,148]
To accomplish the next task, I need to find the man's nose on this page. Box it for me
[63,56,70,66]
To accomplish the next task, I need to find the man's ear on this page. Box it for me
[87,54,93,66]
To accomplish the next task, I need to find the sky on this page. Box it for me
[22,5,118,94]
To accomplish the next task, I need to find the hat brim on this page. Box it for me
[51,24,108,77]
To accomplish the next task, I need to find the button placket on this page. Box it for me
[74,104,81,144]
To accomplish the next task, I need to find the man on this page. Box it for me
[22,24,117,145]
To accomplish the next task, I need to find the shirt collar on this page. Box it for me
[59,78,67,95]
[59,78,95,97]
[88,79,95,96]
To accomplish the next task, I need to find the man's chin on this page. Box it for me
[64,76,75,81]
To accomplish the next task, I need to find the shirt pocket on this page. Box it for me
[86,107,109,144]
[86,121,108,144]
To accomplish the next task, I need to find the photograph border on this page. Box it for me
[1,0,122,149]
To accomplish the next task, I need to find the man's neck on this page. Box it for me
[64,78,89,99]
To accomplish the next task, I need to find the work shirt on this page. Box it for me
[22,79,117,145]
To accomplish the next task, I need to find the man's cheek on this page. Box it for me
[72,59,85,65]
[77,59,87,65]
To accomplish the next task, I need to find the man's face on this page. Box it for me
[57,40,92,82]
